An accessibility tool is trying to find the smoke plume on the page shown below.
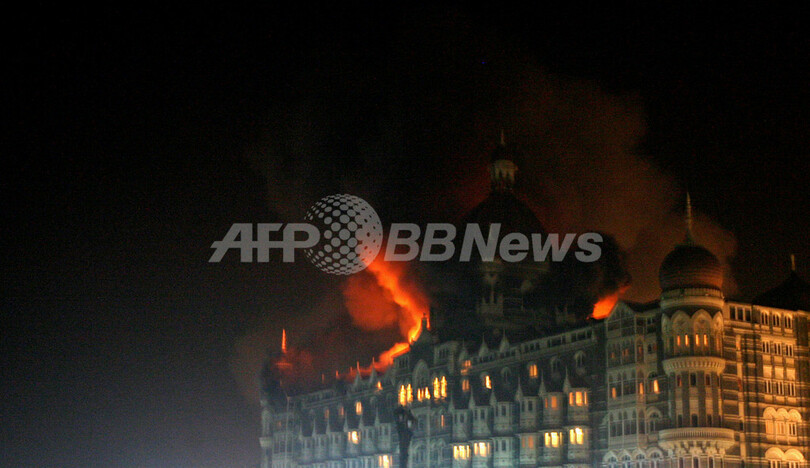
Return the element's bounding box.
[228,8,737,402]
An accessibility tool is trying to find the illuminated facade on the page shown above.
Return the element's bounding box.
[260,142,810,468]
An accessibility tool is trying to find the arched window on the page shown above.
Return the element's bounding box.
[575,351,586,368]
[501,368,512,386]
[482,373,492,389]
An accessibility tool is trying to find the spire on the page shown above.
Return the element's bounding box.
[791,253,797,272]
[684,192,695,244]
[281,328,287,354]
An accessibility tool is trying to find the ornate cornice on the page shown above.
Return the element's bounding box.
[662,356,727,374]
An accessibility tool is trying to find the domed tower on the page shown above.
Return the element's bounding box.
[461,132,550,330]
[657,195,735,460]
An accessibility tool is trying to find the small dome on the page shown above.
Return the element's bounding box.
[659,243,723,291]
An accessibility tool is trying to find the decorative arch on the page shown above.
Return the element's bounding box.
[671,311,691,332]
[693,310,713,331]
[647,448,664,459]
[603,451,618,463]
[785,449,805,461]
[765,448,786,460]
[413,361,429,387]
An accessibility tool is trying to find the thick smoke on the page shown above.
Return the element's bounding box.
[229,9,737,402]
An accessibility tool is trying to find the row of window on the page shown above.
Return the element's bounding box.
[763,341,796,356]
[608,341,656,364]
[452,428,587,459]
[608,412,660,437]
[729,306,794,329]
[765,420,799,437]
[398,377,448,406]
[610,375,661,398]
[765,380,798,396]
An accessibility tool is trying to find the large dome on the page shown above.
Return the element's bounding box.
[463,191,546,237]
[659,243,723,291]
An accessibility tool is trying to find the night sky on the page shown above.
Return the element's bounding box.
[4,4,810,467]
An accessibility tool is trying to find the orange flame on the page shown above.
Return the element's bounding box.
[367,258,430,368]
[365,259,429,342]
[590,285,630,320]
[343,257,430,374]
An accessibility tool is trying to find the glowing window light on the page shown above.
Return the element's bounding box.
[569,427,584,445]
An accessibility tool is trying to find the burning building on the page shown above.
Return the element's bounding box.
[259,139,810,468]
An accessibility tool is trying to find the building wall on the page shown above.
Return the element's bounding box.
[261,301,809,468]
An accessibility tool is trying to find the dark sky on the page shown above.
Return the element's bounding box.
[4,4,810,467]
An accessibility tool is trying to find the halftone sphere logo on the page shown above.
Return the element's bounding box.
[304,194,383,275]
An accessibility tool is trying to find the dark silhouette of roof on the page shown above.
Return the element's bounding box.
[753,271,810,311]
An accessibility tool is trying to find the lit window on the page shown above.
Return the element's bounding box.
[440,376,447,398]
[652,379,660,393]
[462,378,470,392]
[483,374,492,389]
[569,391,585,406]
[528,363,538,378]
[569,427,584,445]
[355,401,362,415]
[473,442,489,457]
[544,431,560,447]
[417,387,430,402]
[348,431,360,444]
[453,445,470,460]
[378,455,390,468]
[550,395,558,408]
